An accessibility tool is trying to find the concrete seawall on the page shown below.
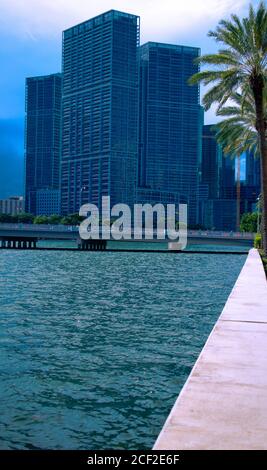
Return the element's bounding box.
[154,248,267,450]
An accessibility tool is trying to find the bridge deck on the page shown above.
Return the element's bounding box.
[0,223,254,245]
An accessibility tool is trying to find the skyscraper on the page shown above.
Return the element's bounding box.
[220,154,236,199]
[25,73,62,215]
[240,151,261,213]
[61,10,140,215]
[202,125,222,199]
[200,124,237,230]
[245,151,261,188]
[137,42,202,225]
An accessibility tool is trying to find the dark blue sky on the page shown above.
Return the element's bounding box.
[0,31,62,198]
[0,0,251,198]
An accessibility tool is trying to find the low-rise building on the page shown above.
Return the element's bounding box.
[0,196,24,215]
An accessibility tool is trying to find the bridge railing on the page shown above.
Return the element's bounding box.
[0,223,255,239]
[0,223,79,232]
[187,230,255,239]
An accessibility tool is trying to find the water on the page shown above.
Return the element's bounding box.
[0,249,246,449]
[37,238,250,252]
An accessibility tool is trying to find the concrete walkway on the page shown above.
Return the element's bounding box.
[154,249,267,450]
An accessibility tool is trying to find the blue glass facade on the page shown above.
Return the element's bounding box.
[203,199,237,231]
[137,42,202,225]
[61,10,140,215]
[240,151,261,213]
[25,74,62,215]
[245,151,260,188]
[217,150,260,218]
[220,155,236,199]
[36,189,61,216]
[202,125,222,199]
[200,124,237,230]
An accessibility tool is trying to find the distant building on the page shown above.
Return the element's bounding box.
[60,10,140,215]
[202,125,236,199]
[36,189,60,216]
[202,125,222,199]
[200,124,237,230]
[0,196,24,215]
[25,73,62,215]
[245,151,260,188]
[137,42,202,226]
[240,151,261,214]
[220,154,236,199]
[201,123,238,202]
[198,182,209,227]
[203,199,237,231]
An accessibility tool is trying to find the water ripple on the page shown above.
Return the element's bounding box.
[0,250,245,449]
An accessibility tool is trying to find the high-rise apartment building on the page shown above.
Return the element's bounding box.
[202,125,222,199]
[245,151,260,188]
[200,124,238,230]
[61,10,140,215]
[203,198,237,231]
[137,42,202,225]
[220,154,236,199]
[240,151,261,213]
[25,73,62,215]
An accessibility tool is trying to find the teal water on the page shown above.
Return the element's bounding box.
[0,249,246,449]
[37,239,250,252]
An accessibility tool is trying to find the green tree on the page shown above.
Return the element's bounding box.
[15,213,34,224]
[240,212,259,233]
[0,213,34,223]
[33,215,49,224]
[0,213,13,223]
[214,91,261,156]
[47,214,62,225]
[60,216,71,226]
[189,2,267,254]
[61,213,84,225]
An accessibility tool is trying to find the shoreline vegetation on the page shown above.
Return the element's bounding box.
[259,249,267,276]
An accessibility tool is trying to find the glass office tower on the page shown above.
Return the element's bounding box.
[25,74,62,215]
[245,151,260,189]
[138,42,202,226]
[202,125,222,199]
[200,124,238,230]
[61,10,140,215]
[220,155,236,199]
[240,151,261,213]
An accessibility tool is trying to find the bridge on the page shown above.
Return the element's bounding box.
[0,223,254,251]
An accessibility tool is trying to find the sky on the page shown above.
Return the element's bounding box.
[0,0,258,198]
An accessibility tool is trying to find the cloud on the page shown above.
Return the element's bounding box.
[0,0,250,42]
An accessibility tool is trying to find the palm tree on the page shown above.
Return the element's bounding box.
[215,92,260,156]
[214,91,262,232]
[189,1,267,253]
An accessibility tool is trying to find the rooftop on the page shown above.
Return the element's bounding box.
[63,10,140,36]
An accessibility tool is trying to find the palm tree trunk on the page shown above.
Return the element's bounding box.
[236,155,241,231]
[251,76,267,255]
[259,148,267,253]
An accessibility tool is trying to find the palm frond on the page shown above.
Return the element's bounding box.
[189,0,267,119]
[214,90,261,156]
